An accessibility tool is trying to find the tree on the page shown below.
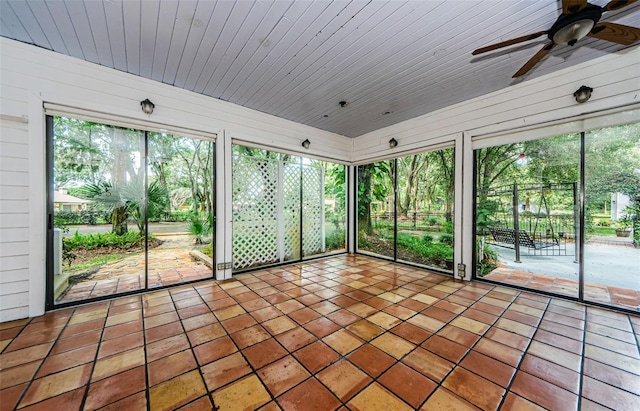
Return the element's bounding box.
[357,162,391,235]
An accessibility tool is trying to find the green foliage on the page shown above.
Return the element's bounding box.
[441,221,454,234]
[54,210,101,225]
[201,243,213,257]
[396,233,453,264]
[476,199,499,234]
[422,234,433,243]
[188,213,214,244]
[476,239,498,277]
[325,230,346,251]
[439,233,454,246]
[428,217,438,226]
[63,231,146,251]
[68,254,128,271]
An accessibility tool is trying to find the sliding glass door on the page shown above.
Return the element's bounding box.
[474,121,639,311]
[47,115,215,307]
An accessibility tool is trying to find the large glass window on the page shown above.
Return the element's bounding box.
[474,122,639,311]
[357,147,456,273]
[231,145,346,271]
[48,116,215,306]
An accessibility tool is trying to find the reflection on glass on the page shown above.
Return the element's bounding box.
[357,161,394,258]
[474,134,580,299]
[584,123,640,310]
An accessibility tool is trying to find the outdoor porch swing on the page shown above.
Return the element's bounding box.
[485,181,577,262]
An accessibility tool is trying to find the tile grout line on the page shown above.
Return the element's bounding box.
[415,284,534,410]
[12,306,79,410]
[166,284,219,410]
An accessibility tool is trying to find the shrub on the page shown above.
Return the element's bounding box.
[422,234,433,243]
[439,233,454,246]
[63,231,146,251]
[441,221,454,234]
[325,230,346,251]
[428,217,438,226]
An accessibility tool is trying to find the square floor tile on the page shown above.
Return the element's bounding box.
[292,340,339,374]
[258,356,310,397]
[83,366,146,410]
[402,347,454,383]
[443,367,505,411]
[304,317,340,338]
[346,319,384,341]
[460,350,515,388]
[243,338,289,370]
[323,329,364,356]
[275,327,316,352]
[201,352,251,391]
[212,375,272,411]
[379,362,436,408]
[510,371,578,410]
[147,350,197,387]
[276,377,341,411]
[347,382,412,411]
[371,332,415,360]
[347,344,396,378]
[193,335,237,366]
[317,359,371,401]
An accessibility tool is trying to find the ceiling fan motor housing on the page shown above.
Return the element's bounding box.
[549,4,603,45]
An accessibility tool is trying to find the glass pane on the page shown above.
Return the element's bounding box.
[396,149,455,272]
[357,161,394,258]
[147,133,215,288]
[302,160,347,257]
[52,117,145,304]
[323,162,347,253]
[584,123,640,310]
[475,135,581,299]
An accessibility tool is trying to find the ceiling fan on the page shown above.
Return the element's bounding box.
[472,0,640,77]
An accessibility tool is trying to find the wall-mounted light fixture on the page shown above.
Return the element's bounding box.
[140,99,155,115]
[573,85,593,104]
[302,139,311,149]
[389,138,398,148]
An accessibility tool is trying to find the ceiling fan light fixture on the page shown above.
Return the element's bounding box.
[574,85,593,103]
[552,19,596,45]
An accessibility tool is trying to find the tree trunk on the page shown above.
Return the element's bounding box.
[357,165,373,235]
[112,206,128,235]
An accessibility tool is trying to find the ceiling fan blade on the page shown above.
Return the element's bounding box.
[472,31,548,55]
[513,42,556,78]
[588,22,640,45]
[603,0,637,11]
[562,0,588,14]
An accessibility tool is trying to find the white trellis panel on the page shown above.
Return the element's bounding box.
[303,165,324,256]
[281,161,301,262]
[232,156,279,270]
[232,153,324,270]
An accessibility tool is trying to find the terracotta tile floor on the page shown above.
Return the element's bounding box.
[2,255,640,410]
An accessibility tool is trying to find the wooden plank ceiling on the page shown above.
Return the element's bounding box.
[1,0,639,137]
